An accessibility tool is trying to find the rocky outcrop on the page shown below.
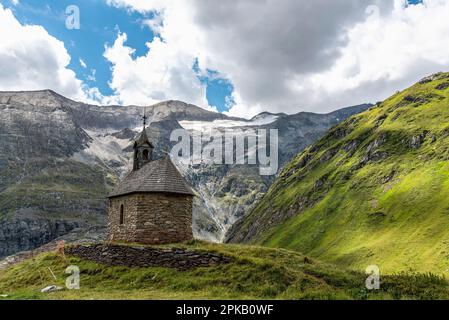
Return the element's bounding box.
[408,131,429,149]
[66,244,232,270]
[358,133,389,167]
[0,219,79,258]
[435,82,449,91]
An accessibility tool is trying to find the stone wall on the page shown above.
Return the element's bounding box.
[108,194,139,243]
[67,244,231,270]
[108,192,193,244]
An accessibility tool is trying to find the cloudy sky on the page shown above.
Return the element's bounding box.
[1,0,448,118]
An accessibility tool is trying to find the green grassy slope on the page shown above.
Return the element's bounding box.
[227,72,449,275]
[0,159,114,223]
[0,242,447,300]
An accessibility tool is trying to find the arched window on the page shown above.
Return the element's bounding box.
[119,204,124,225]
[142,149,149,160]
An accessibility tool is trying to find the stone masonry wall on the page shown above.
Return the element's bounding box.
[135,193,193,244]
[67,244,231,271]
[108,194,138,243]
[108,192,193,244]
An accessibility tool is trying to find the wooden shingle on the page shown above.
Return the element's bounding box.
[108,156,195,198]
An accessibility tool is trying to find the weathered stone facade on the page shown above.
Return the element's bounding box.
[108,192,193,244]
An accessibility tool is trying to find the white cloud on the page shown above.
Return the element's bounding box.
[104,29,208,108]
[106,0,449,118]
[86,68,96,82]
[0,4,87,100]
[0,4,115,106]
[79,58,87,68]
[106,0,167,13]
[142,14,164,36]
[301,0,449,112]
[5,1,447,118]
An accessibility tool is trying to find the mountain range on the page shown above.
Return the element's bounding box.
[0,89,370,258]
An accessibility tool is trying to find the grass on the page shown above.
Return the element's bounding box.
[0,158,112,221]
[229,72,449,275]
[0,242,447,300]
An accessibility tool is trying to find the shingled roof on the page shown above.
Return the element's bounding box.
[108,156,195,198]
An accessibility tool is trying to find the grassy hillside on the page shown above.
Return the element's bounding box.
[0,242,447,300]
[0,158,113,223]
[227,72,449,275]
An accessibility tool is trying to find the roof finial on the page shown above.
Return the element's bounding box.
[142,107,148,131]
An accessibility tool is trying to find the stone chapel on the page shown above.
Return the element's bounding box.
[107,117,194,244]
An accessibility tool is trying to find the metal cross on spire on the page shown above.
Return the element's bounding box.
[142,108,148,130]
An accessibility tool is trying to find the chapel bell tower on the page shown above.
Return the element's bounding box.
[133,111,154,171]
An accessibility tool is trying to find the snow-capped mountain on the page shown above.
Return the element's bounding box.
[0,89,371,257]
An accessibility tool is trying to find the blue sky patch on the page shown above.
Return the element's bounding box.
[1,0,234,111]
[5,0,155,97]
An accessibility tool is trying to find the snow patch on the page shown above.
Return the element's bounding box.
[72,129,132,169]
[179,114,278,131]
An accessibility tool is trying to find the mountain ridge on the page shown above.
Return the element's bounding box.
[0,88,370,122]
[226,72,449,275]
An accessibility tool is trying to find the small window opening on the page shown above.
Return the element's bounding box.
[120,204,124,225]
[143,149,149,160]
